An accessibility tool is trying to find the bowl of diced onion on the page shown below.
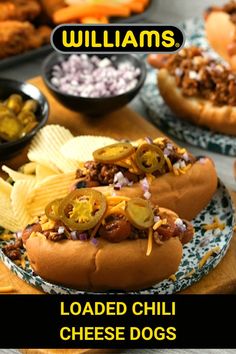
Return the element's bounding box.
[42,52,146,116]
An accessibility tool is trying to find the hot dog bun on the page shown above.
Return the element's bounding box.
[205,11,236,71]
[25,208,183,291]
[158,68,236,136]
[96,157,217,221]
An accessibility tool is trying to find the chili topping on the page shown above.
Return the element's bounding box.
[164,47,236,106]
[18,191,194,257]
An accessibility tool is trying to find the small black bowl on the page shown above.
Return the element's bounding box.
[42,52,146,116]
[0,78,49,158]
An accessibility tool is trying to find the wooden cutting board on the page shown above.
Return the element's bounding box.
[21,350,119,354]
[1,76,236,297]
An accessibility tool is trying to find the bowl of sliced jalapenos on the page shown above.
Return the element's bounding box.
[0,78,49,157]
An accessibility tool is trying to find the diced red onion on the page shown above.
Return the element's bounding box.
[144,191,151,200]
[164,148,171,156]
[78,233,88,241]
[113,172,129,188]
[50,54,141,98]
[16,231,22,239]
[175,68,183,77]
[90,237,99,246]
[173,162,180,169]
[182,152,189,161]
[167,143,173,150]
[154,215,160,223]
[175,218,187,232]
[58,226,65,235]
[140,177,149,192]
[198,157,207,165]
[71,231,77,240]
[189,70,199,80]
[145,137,153,144]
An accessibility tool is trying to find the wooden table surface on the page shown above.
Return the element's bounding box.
[1,76,236,297]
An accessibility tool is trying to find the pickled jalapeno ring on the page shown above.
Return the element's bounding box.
[126,198,154,230]
[45,199,62,221]
[22,99,38,113]
[135,143,165,173]
[0,116,22,141]
[93,143,135,163]
[7,94,23,114]
[58,188,107,231]
[0,93,39,143]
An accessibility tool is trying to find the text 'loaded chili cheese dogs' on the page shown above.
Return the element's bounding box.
[72,137,217,221]
[205,1,236,71]
[155,47,236,135]
[22,189,194,291]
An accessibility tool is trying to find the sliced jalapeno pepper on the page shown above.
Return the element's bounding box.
[126,198,154,230]
[93,142,135,163]
[0,115,22,141]
[135,143,165,173]
[58,188,107,231]
[45,199,62,221]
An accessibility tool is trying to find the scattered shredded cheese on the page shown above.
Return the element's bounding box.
[153,220,163,231]
[146,228,153,256]
[146,174,155,184]
[169,274,177,282]
[164,156,173,172]
[173,168,180,176]
[198,246,221,269]
[20,253,27,269]
[107,196,130,205]
[203,217,226,231]
[185,269,195,278]
[177,148,187,154]
[0,233,15,241]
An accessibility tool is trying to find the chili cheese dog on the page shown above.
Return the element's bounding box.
[72,137,217,220]
[23,189,194,291]
[157,47,236,135]
[205,1,236,71]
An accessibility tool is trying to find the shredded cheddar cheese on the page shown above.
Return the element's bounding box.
[203,217,225,231]
[0,285,15,293]
[146,174,155,184]
[164,156,173,172]
[0,233,15,241]
[116,161,131,169]
[185,269,195,278]
[173,168,180,176]
[107,196,130,205]
[169,274,177,282]
[153,220,163,231]
[41,219,56,231]
[20,253,27,269]
[146,227,153,256]
[198,246,221,269]
[177,148,186,154]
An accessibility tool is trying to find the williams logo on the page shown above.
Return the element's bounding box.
[51,24,185,53]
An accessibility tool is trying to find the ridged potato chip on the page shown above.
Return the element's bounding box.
[27,125,79,173]
[2,165,36,182]
[60,135,118,161]
[11,179,37,229]
[0,178,21,232]
[28,172,75,217]
[19,162,37,175]
[35,164,60,181]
